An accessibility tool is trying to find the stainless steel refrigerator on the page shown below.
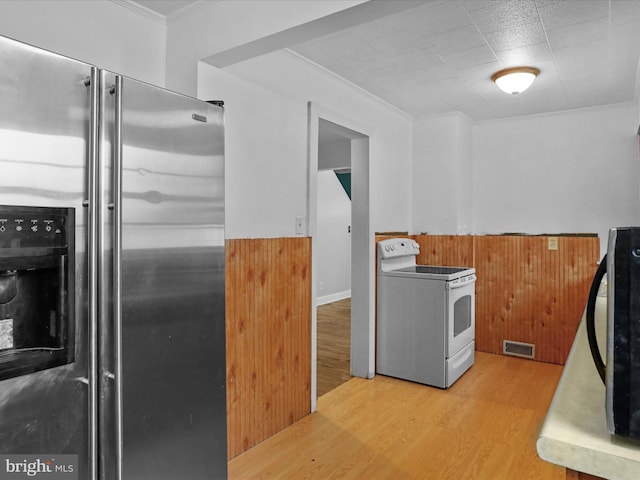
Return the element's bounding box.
[0,35,227,479]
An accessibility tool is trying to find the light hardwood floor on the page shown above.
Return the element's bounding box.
[229,351,568,479]
[316,298,352,397]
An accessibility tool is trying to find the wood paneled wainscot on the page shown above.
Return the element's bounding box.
[376,234,599,365]
[474,235,599,365]
[226,238,312,459]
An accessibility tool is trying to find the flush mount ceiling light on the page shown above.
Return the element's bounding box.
[491,66,540,95]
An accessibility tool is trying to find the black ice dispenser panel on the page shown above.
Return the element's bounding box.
[0,205,74,380]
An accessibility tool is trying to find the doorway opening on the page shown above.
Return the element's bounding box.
[308,103,373,411]
[316,122,352,396]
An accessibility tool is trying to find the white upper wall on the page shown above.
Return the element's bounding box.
[0,1,166,86]
[413,102,640,255]
[198,50,413,238]
[473,103,640,255]
[197,62,308,239]
[412,112,473,235]
[317,170,351,301]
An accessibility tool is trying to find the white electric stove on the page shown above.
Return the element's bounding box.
[376,238,476,388]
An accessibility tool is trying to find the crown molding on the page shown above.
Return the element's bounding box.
[111,0,165,24]
[111,1,215,25]
[166,1,214,24]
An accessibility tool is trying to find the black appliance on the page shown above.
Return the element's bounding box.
[0,205,74,381]
[586,227,640,441]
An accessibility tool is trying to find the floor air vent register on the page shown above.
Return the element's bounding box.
[503,340,535,359]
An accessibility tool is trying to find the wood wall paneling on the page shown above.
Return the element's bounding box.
[413,234,474,267]
[474,235,599,364]
[226,238,311,459]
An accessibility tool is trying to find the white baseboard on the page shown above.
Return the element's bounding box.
[317,290,351,306]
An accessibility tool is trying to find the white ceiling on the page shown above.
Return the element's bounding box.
[127,0,640,121]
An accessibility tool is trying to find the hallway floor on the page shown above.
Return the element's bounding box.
[317,298,351,397]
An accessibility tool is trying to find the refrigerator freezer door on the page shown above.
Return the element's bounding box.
[100,73,227,479]
[0,35,93,477]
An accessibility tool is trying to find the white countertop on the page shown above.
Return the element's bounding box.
[537,296,640,479]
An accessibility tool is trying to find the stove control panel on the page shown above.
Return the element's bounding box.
[448,273,477,289]
[378,238,420,259]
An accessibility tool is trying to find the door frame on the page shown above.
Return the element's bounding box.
[307,102,374,411]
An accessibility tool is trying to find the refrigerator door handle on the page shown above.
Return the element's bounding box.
[87,66,100,480]
[111,74,124,480]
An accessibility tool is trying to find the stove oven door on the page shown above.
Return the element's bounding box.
[445,275,475,357]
